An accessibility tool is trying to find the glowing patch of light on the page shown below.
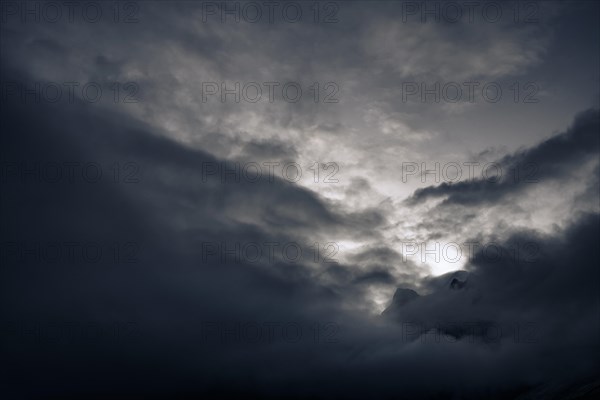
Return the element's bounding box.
[337,240,364,251]
[428,258,466,276]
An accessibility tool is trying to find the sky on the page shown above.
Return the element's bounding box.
[1,1,599,398]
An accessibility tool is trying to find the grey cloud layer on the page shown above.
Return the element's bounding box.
[1,1,599,398]
[406,108,600,206]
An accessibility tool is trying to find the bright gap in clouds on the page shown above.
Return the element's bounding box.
[337,240,363,251]
[422,240,468,276]
[427,253,467,276]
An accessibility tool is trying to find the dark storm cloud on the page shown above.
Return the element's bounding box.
[2,1,599,399]
[383,211,600,396]
[0,64,439,399]
[0,65,356,397]
[5,62,598,399]
[406,108,600,207]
